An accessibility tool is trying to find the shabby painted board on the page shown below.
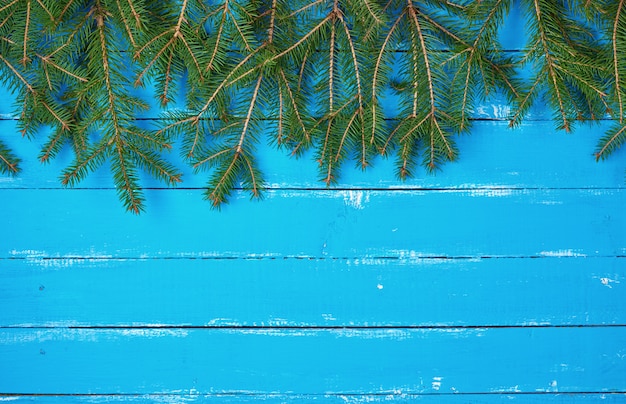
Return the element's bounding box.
[1,2,626,403]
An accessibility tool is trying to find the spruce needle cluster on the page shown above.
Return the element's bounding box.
[0,0,624,212]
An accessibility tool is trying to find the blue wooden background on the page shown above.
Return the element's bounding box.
[1,3,626,402]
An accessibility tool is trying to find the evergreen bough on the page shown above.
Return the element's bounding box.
[0,0,624,212]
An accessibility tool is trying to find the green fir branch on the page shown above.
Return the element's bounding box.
[0,139,21,175]
[375,1,462,178]
[511,0,607,131]
[0,0,625,212]
[57,1,181,214]
[277,0,382,185]
[595,0,626,162]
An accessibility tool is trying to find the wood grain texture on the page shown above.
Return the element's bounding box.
[1,394,626,403]
[1,327,625,395]
[1,4,625,400]
[0,258,623,327]
[2,188,624,258]
[0,120,624,190]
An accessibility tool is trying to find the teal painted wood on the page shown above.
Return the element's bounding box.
[1,394,626,403]
[2,188,624,258]
[0,258,623,327]
[0,120,624,190]
[1,3,625,401]
[1,327,625,394]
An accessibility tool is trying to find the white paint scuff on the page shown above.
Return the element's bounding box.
[539,250,586,258]
[491,385,522,393]
[0,176,18,184]
[333,328,411,340]
[342,190,369,210]
[9,249,47,257]
[205,318,239,326]
[176,251,281,259]
[599,277,620,289]
[9,248,120,269]
[474,104,511,119]
[550,380,558,391]
[467,188,514,198]
[0,327,188,345]
[347,258,392,266]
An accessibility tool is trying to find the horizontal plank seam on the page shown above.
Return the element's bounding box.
[3,255,625,261]
[1,187,624,191]
[3,325,626,330]
[1,392,625,397]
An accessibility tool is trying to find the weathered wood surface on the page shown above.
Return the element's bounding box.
[0,120,623,190]
[2,146,624,400]
[2,327,625,394]
[1,258,624,327]
[1,394,626,403]
[1,4,625,400]
[1,188,624,258]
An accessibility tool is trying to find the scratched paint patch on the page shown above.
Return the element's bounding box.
[466,188,515,197]
[0,328,188,344]
[0,176,18,184]
[174,251,282,259]
[9,248,117,269]
[341,190,370,210]
[374,249,481,263]
[224,328,318,337]
[491,385,522,393]
[474,104,511,119]
[26,257,116,268]
[80,393,204,403]
[337,394,406,402]
[0,329,93,344]
[540,250,586,257]
[383,249,436,260]
[7,321,84,329]
[332,328,412,340]
[205,318,241,326]
[594,275,621,289]
[346,258,395,266]
[600,278,620,288]
[431,376,443,391]
[9,249,48,258]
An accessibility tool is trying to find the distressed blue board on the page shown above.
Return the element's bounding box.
[0,257,624,327]
[2,394,626,403]
[1,120,624,190]
[1,327,625,394]
[2,188,624,258]
[2,395,626,404]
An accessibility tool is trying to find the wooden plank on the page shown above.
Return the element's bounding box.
[2,189,624,258]
[1,257,623,327]
[1,120,624,190]
[0,327,624,394]
[1,393,625,403]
